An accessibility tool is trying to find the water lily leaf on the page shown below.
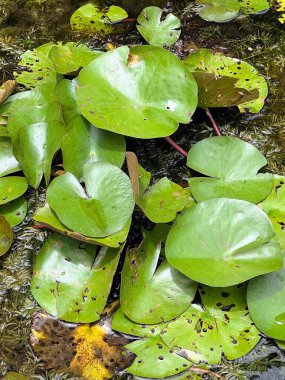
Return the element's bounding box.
[187,136,273,204]
[195,0,240,23]
[47,162,134,238]
[58,79,126,181]
[162,284,260,365]
[70,3,128,36]
[0,80,16,104]
[31,233,120,323]
[0,196,27,227]
[120,229,197,324]
[126,336,192,378]
[31,312,134,380]
[0,176,28,205]
[0,138,21,177]
[259,175,285,249]
[240,0,270,14]
[0,215,13,256]
[137,6,181,47]
[166,198,282,287]
[33,203,131,248]
[247,257,285,340]
[0,115,9,137]
[112,306,169,338]
[184,49,268,113]
[75,45,198,138]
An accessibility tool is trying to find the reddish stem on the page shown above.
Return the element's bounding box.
[204,108,222,136]
[191,367,224,379]
[164,136,188,157]
[120,18,137,23]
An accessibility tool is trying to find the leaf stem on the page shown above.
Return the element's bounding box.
[204,108,222,136]
[164,136,188,157]
[191,367,225,379]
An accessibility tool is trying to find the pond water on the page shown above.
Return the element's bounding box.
[1,1,285,379]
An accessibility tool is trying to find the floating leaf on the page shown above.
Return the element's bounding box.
[240,0,270,14]
[195,0,240,23]
[247,257,285,340]
[162,284,260,364]
[187,136,273,204]
[0,196,27,227]
[31,234,120,323]
[166,198,282,287]
[75,45,198,138]
[184,49,268,113]
[33,203,131,248]
[0,215,13,256]
[126,336,192,378]
[70,3,128,36]
[47,162,134,238]
[120,229,197,324]
[0,176,28,205]
[137,6,181,47]
[0,138,21,177]
[0,80,16,104]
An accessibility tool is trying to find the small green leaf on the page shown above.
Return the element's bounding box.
[137,6,181,47]
[195,0,240,23]
[31,233,120,323]
[187,136,273,204]
[240,0,270,14]
[166,198,282,287]
[0,176,28,205]
[0,215,13,256]
[0,138,21,177]
[0,196,27,227]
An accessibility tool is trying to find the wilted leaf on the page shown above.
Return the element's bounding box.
[0,80,16,104]
[0,215,13,256]
[0,138,21,177]
[195,0,240,23]
[0,196,27,227]
[166,198,282,287]
[0,176,28,205]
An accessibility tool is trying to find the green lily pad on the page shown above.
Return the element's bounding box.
[259,175,285,249]
[247,257,285,340]
[31,233,120,323]
[70,3,128,36]
[184,49,268,113]
[240,0,270,14]
[0,215,13,256]
[58,79,126,181]
[33,203,131,248]
[0,196,27,227]
[162,284,260,365]
[137,6,181,47]
[126,336,192,378]
[187,136,273,204]
[165,198,282,287]
[47,162,134,238]
[195,0,240,23]
[0,138,21,177]
[120,229,197,324]
[0,176,28,205]
[75,45,198,138]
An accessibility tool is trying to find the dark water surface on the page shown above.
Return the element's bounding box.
[1,1,285,379]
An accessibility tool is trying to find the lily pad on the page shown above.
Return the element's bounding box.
[165,198,282,287]
[120,229,197,324]
[31,233,120,323]
[240,0,270,14]
[0,215,13,256]
[187,136,273,204]
[247,256,285,340]
[0,196,27,227]
[47,162,134,238]
[126,336,192,378]
[33,203,131,248]
[75,45,198,138]
[0,138,21,177]
[162,284,260,364]
[0,176,28,205]
[137,6,181,47]
[184,49,268,113]
[195,0,240,23]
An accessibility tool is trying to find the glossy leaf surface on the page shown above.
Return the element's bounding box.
[0,138,21,177]
[0,215,13,256]
[0,197,27,227]
[0,176,28,205]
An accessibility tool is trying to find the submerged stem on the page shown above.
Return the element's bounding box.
[191,367,224,379]
[164,136,188,157]
[205,108,222,136]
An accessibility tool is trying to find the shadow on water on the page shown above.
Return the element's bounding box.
[0,0,285,378]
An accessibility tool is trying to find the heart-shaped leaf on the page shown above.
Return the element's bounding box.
[47,162,134,238]
[31,233,120,323]
[162,284,260,364]
[33,203,131,247]
[120,228,197,324]
[184,49,268,113]
[247,256,285,340]
[166,198,282,287]
[187,136,273,204]
[0,176,28,205]
[137,6,181,47]
[0,215,13,256]
[0,138,21,177]
[0,196,27,227]
[195,0,240,23]
[75,45,198,138]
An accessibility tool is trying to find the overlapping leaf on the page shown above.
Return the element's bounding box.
[0,215,13,256]
[0,197,27,227]
[0,176,28,205]
[0,138,21,177]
